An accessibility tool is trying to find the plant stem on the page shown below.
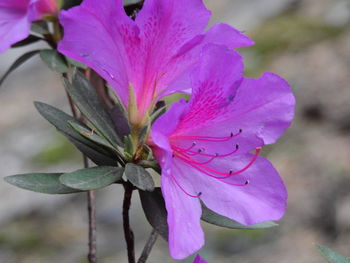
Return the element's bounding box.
[87,190,97,263]
[123,182,135,263]
[85,156,97,263]
[137,229,158,263]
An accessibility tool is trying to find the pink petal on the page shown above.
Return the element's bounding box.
[31,0,58,18]
[170,46,295,152]
[161,154,204,259]
[173,154,287,225]
[58,0,254,117]
[159,23,253,98]
[194,254,207,263]
[58,0,135,105]
[0,0,31,53]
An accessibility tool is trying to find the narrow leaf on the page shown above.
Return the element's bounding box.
[40,49,68,73]
[111,103,130,137]
[62,0,83,10]
[60,166,124,190]
[68,121,117,152]
[316,244,350,263]
[34,102,119,166]
[11,35,42,48]
[67,135,120,166]
[64,71,123,147]
[139,188,168,240]
[124,163,154,191]
[4,173,81,194]
[66,57,87,69]
[31,21,49,34]
[201,204,278,229]
[0,50,40,86]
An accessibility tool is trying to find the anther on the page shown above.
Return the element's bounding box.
[235,144,239,150]
[198,192,202,197]
[239,128,243,133]
[198,148,205,153]
[245,180,250,185]
[229,169,233,175]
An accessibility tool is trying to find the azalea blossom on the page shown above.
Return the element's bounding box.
[150,44,295,259]
[58,0,254,126]
[0,0,58,53]
[194,254,207,263]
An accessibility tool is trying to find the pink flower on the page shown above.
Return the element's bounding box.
[194,254,207,263]
[150,44,295,259]
[58,0,253,125]
[0,0,58,53]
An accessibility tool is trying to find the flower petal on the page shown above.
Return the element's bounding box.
[203,23,254,49]
[170,46,295,151]
[161,154,204,259]
[159,23,253,97]
[226,73,296,145]
[194,254,207,263]
[173,154,287,225]
[151,99,188,151]
[58,0,135,105]
[0,0,31,53]
[132,0,210,113]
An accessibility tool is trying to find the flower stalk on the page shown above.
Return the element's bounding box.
[123,182,136,263]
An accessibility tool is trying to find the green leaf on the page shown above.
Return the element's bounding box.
[40,49,68,73]
[111,103,130,138]
[31,21,49,34]
[34,102,119,166]
[67,135,121,167]
[201,204,278,229]
[139,188,168,240]
[4,173,81,194]
[66,57,87,69]
[64,71,123,147]
[124,163,154,191]
[316,244,350,263]
[62,0,83,10]
[0,50,40,86]
[60,166,124,191]
[68,121,117,152]
[11,35,42,48]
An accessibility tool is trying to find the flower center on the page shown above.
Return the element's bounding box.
[169,129,262,197]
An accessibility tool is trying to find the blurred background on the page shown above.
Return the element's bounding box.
[0,0,350,262]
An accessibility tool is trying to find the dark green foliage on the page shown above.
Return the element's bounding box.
[0,50,40,86]
[201,203,278,229]
[60,166,124,190]
[124,163,155,191]
[40,50,69,73]
[4,173,81,194]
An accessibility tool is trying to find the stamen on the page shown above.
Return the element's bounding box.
[170,174,201,198]
[174,144,239,158]
[174,147,261,179]
[224,180,250,187]
[174,130,242,142]
[175,142,196,152]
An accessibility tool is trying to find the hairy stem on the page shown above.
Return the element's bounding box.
[123,182,135,263]
[137,229,158,263]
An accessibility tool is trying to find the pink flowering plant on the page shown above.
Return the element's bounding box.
[2,0,296,262]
